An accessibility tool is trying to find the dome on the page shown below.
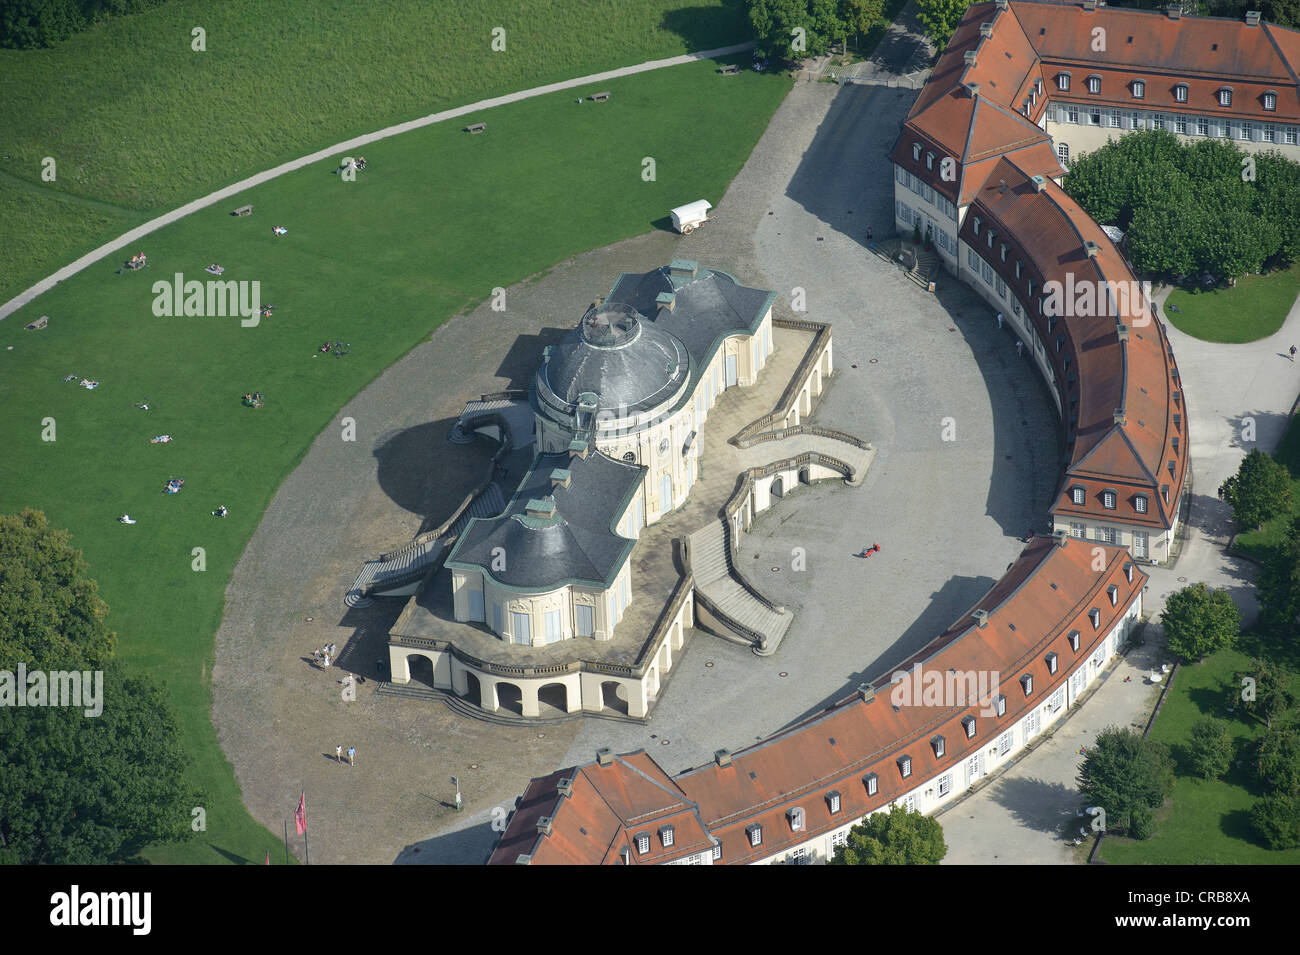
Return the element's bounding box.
[538,303,690,418]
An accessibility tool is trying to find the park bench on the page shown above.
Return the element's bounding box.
[232,204,253,217]
[719,64,740,75]
[25,316,49,330]
[590,91,611,102]
[465,122,487,134]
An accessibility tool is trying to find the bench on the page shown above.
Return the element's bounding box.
[465,122,487,134]
[232,205,253,217]
[589,91,611,102]
[719,64,740,75]
[25,315,49,330]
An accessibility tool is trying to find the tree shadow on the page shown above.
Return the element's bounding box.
[988,775,1084,834]
[658,5,753,53]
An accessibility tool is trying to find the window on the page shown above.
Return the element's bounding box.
[1090,109,1102,126]
[1110,109,1122,128]
[786,846,811,866]
[1135,495,1148,514]
[923,183,934,203]
[747,824,763,847]
[1058,73,1070,91]
[1024,708,1041,741]
[1020,673,1034,696]
[1067,104,1080,124]
[1057,143,1070,164]
[1071,520,1086,538]
[1132,80,1145,98]
[973,216,981,236]
[995,694,1007,717]
[966,753,984,786]
[864,773,879,797]
[987,229,995,249]
[788,807,805,832]
[544,609,562,644]
[1265,123,1277,143]
[912,142,922,161]
[635,832,651,855]
[996,275,1007,299]
[827,791,842,814]
[1131,112,1142,130]
[660,825,675,847]
[1152,114,1165,131]
[1096,526,1119,545]
[998,731,1012,756]
[1049,687,1065,713]
[1197,117,1209,136]
[1241,122,1253,141]
[898,755,912,779]
[511,611,531,645]
[711,844,722,861]
[938,773,952,797]
[1015,260,1022,279]
[492,602,503,635]
[1287,127,1299,145]
[1046,652,1058,675]
[1218,88,1232,107]
[1108,584,1119,607]
[900,794,917,813]
[831,829,849,852]
[926,152,935,170]
[968,246,980,270]
[1175,115,1187,135]
[982,261,994,286]
[1000,243,1007,263]
[1068,630,1081,651]
[962,715,976,739]
[1102,490,1116,509]
[1175,83,1188,103]
[1087,75,1101,94]
[1089,607,1102,629]
[1265,91,1278,111]
[1071,486,1086,505]
[1133,531,1149,559]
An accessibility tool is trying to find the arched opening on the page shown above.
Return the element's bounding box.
[601,680,628,715]
[462,671,483,708]
[799,466,810,485]
[538,682,568,715]
[771,475,785,499]
[406,654,435,689]
[497,682,524,716]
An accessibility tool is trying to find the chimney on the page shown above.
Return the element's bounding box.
[596,747,613,766]
[1246,10,1261,26]
[619,846,631,864]
[669,258,698,278]
[859,683,876,703]
[655,291,676,311]
[1053,528,1068,547]
[1167,3,1181,18]
[556,777,573,797]
[550,468,572,490]
[972,608,990,629]
[525,498,556,519]
[996,0,1008,8]
[515,854,533,864]
[964,50,978,67]
[981,22,994,38]
[1117,323,1129,342]
[1084,240,1099,258]
[1031,174,1047,192]
[537,816,553,836]
[543,344,552,364]
[999,178,1008,194]
[1114,408,1127,426]
[568,437,589,460]
[966,82,980,98]
[714,749,732,767]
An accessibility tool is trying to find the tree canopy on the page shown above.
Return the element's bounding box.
[1160,583,1240,664]
[1078,726,1174,838]
[1219,448,1293,532]
[915,0,972,50]
[829,803,947,864]
[748,0,885,60]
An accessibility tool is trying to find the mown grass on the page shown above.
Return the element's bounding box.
[1097,635,1300,863]
[0,58,792,863]
[0,0,752,303]
[1163,262,1300,344]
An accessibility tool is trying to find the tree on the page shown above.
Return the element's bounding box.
[1219,449,1293,531]
[916,0,973,51]
[1239,658,1299,729]
[1255,721,1300,795]
[748,0,844,60]
[0,509,115,672]
[1078,726,1175,837]
[829,803,947,864]
[1160,583,1240,664]
[1259,516,1300,634]
[839,0,885,46]
[1251,792,1300,849]
[1186,716,1234,780]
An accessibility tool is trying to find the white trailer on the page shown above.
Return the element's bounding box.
[670,199,712,234]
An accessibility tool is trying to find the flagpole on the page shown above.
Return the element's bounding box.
[305,827,310,865]
[284,819,289,865]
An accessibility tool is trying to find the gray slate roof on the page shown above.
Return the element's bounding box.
[446,450,644,591]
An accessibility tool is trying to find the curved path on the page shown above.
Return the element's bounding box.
[0,42,753,322]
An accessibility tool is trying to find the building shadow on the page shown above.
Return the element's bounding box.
[394,817,503,865]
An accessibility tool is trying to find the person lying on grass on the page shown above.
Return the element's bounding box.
[150,435,172,443]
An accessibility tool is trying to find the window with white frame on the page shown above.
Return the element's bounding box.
[963,715,976,739]
[995,693,1007,716]
[827,790,842,814]
[1067,104,1080,124]
[1265,91,1278,111]
[712,844,722,861]
[982,261,994,285]
[937,773,952,797]
[924,183,934,203]
[966,753,984,785]
[996,275,1007,299]
[1218,88,1232,107]
[1102,490,1116,509]
[660,825,675,847]
[1110,109,1122,128]
[1049,687,1065,713]
[898,755,912,779]
[1133,530,1149,559]
[1058,73,1070,91]
[1152,114,1165,130]
[1072,486,1086,505]
[1046,652,1058,675]
[1132,79,1145,98]
[901,794,917,813]
[1021,673,1034,696]
[1087,75,1101,94]
[1090,108,1102,126]
[1071,522,1086,539]
[1288,127,1299,145]
[932,735,946,758]
[1135,495,1148,514]
[1175,115,1187,134]
[926,152,935,170]
[831,829,849,851]
[913,142,922,161]
[968,246,979,270]
[1197,116,1209,136]
[865,772,879,797]
[1265,123,1276,143]
[635,832,651,854]
[1175,83,1188,103]
[1024,708,1041,741]
[1242,122,1254,141]
[788,806,805,832]
[895,165,906,185]
[1058,143,1070,164]
[998,731,1013,756]
[1131,112,1142,129]
[747,824,762,847]
[1012,299,1022,317]
[786,846,811,866]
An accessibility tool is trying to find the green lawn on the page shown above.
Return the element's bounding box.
[0,0,752,304]
[1163,262,1300,343]
[0,60,792,863]
[1097,638,1300,863]
[1233,410,1300,563]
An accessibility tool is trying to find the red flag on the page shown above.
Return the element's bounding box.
[294,792,307,835]
[265,850,270,866]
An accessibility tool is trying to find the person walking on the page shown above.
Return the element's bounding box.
[336,744,343,763]
[1016,340,1024,357]
[1290,344,1296,361]
[347,746,355,767]
[996,312,1003,330]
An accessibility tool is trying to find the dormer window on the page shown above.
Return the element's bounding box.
[926,151,935,170]
[987,230,995,249]
[1021,673,1034,696]
[1174,83,1188,103]
[1046,652,1059,675]
[747,823,763,847]
[1087,75,1101,94]
[1265,91,1278,111]
[1028,279,1035,297]
[913,142,922,161]
[1108,584,1119,607]
[1132,79,1145,99]
[994,694,1007,716]
[827,791,842,814]
[1103,490,1117,509]
[1218,88,1232,107]
[1089,607,1101,629]
[1124,561,1134,583]
[1000,243,1007,262]
[1015,261,1022,279]
[962,715,977,739]
[973,217,982,236]
[635,832,651,855]
[1068,630,1081,651]
[931,735,946,758]
[788,807,805,832]
[660,825,675,847]
[898,755,912,779]
[864,772,879,797]
[1071,486,1086,505]
[1135,495,1148,514]
[1057,73,1071,92]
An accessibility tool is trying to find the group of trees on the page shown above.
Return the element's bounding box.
[830,803,947,864]
[1065,130,1300,282]
[1078,727,1175,840]
[746,0,885,61]
[1106,0,1300,29]
[0,0,167,49]
[0,509,197,863]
